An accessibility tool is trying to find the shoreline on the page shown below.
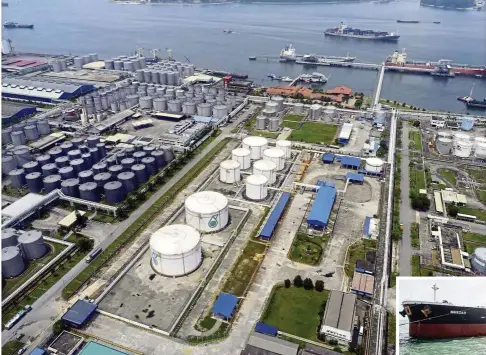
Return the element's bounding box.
[110,0,371,6]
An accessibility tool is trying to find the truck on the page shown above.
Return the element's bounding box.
[85,247,102,263]
[4,305,32,330]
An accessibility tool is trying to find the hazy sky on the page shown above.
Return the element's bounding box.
[398,277,486,307]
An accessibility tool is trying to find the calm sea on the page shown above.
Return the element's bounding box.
[399,319,486,354]
[2,0,486,113]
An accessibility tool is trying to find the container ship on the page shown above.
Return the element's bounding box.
[3,22,34,29]
[324,22,400,41]
[386,49,486,77]
[458,84,486,109]
[279,44,356,63]
[400,284,486,339]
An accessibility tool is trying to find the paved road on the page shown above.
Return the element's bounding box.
[399,122,413,277]
[1,105,259,349]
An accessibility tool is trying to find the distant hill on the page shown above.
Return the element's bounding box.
[420,0,475,9]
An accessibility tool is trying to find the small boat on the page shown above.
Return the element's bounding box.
[248,56,256,61]
[280,76,293,82]
[4,22,34,29]
[268,74,277,80]
[310,72,328,83]
[223,29,233,34]
[433,21,441,24]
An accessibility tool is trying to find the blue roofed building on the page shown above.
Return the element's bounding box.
[340,156,361,170]
[211,293,238,321]
[338,123,353,145]
[255,322,278,337]
[2,101,37,126]
[307,186,336,229]
[322,152,335,164]
[78,341,128,355]
[363,216,379,239]
[61,300,98,328]
[29,348,47,355]
[346,172,364,184]
[259,192,290,240]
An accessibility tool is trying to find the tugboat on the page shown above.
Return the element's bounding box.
[223,29,233,34]
[433,21,441,24]
[400,283,486,339]
[324,22,400,41]
[3,22,34,29]
[458,84,486,109]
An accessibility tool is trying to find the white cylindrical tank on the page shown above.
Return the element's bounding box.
[474,138,486,159]
[263,148,285,171]
[268,117,280,132]
[18,230,47,260]
[185,191,229,232]
[242,136,269,160]
[246,174,268,201]
[365,157,384,173]
[271,96,284,111]
[310,104,322,120]
[2,246,26,278]
[253,159,277,184]
[231,148,251,170]
[453,132,470,144]
[265,101,279,112]
[293,103,304,114]
[471,247,486,274]
[219,160,241,184]
[256,115,267,130]
[276,140,292,159]
[436,137,453,155]
[150,224,202,277]
[324,106,336,120]
[454,140,473,158]
[2,228,19,248]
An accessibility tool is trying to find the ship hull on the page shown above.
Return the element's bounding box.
[410,323,486,339]
[325,32,400,41]
[385,62,486,76]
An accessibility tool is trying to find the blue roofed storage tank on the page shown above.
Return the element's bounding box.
[2,246,25,278]
[307,186,336,229]
[79,182,101,202]
[43,174,62,192]
[104,181,125,204]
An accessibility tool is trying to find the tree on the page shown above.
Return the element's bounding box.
[329,339,338,346]
[315,280,324,292]
[293,275,303,288]
[333,347,343,353]
[303,278,314,290]
[76,237,94,253]
[413,120,421,127]
[354,99,363,109]
[52,319,65,335]
[284,279,291,288]
[447,204,459,217]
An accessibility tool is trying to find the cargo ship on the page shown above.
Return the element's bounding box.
[385,49,486,77]
[279,44,356,63]
[400,284,486,339]
[203,69,248,80]
[3,22,34,29]
[458,84,486,109]
[397,20,420,23]
[324,22,400,41]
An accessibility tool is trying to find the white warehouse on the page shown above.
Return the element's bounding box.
[338,123,353,145]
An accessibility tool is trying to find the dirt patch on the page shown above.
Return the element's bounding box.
[345,182,373,203]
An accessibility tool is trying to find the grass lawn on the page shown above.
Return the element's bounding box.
[458,207,486,222]
[408,130,423,151]
[283,114,305,122]
[289,233,329,265]
[2,242,66,297]
[478,190,486,205]
[409,167,426,192]
[438,168,457,186]
[411,255,421,276]
[91,213,118,224]
[468,168,486,184]
[251,129,280,139]
[222,240,267,297]
[243,116,257,131]
[2,340,25,355]
[261,286,329,341]
[411,223,420,249]
[280,121,301,130]
[289,123,338,145]
[346,239,377,277]
[462,232,486,255]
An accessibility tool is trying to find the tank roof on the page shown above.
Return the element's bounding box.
[253,159,277,171]
[220,160,240,169]
[18,230,43,243]
[2,246,21,260]
[243,136,269,147]
[232,147,251,156]
[264,148,285,158]
[473,247,486,262]
[61,178,80,187]
[104,181,122,190]
[247,174,268,185]
[79,182,98,190]
[276,140,291,147]
[366,157,384,166]
[185,191,228,214]
[150,224,200,255]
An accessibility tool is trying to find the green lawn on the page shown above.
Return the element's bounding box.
[2,242,66,297]
[262,286,329,341]
[458,207,486,222]
[468,168,486,184]
[408,130,423,151]
[289,123,338,145]
[2,340,24,355]
[280,121,301,130]
[411,255,421,276]
[411,223,420,249]
[283,114,305,122]
[438,168,457,186]
[409,167,426,192]
[346,239,377,277]
[462,232,486,254]
[478,190,486,205]
[222,240,267,296]
[251,129,280,139]
[289,233,329,265]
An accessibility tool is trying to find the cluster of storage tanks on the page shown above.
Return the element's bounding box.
[2,119,51,147]
[150,190,229,277]
[133,59,195,83]
[73,53,99,70]
[219,137,292,201]
[2,229,48,278]
[3,136,175,204]
[256,96,285,132]
[435,132,486,159]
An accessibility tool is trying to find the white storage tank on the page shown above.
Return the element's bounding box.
[271,96,284,111]
[263,148,285,171]
[185,191,229,232]
[139,96,153,110]
[276,140,292,159]
[2,246,26,278]
[454,140,473,158]
[150,224,202,277]
[212,105,228,119]
[268,117,280,132]
[262,108,276,118]
[474,137,486,159]
[3,156,18,175]
[246,174,268,201]
[471,247,486,274]
[436,137,453,155]
[256,115,267,130]
[168,99,182,113]
[231,148,251,170]
[197,103,212,117]
[9,169,26,188]
[365,157,384,173]
[104,181,126,204]
[265,101,279,112]
[219,160,241,184]
[253,159,277,184]
[293,103,304,114]
[310,104,322,120]
[242,136,269,160]
[18,230,47,260]
[324,106,336,120]
[43,174,62,192]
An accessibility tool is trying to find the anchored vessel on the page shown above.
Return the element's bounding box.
[3,22,34,29]
[397,20,420,23]
[324,22,400,41]
[279,44,356,63]
[458,84,486,109]
[400,284,486,339]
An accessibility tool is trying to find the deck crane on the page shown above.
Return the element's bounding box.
[150,48,160,61]
[135,47,144,58]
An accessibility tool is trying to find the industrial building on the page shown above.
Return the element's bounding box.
[362,216,379,240]
[319,291,357,345]
[322,152,335,164]
[440,189,467,206]
[2,101,37,126]
[61,299,98,328]
[307,186,336,229]
[350,271,375,297]
[338,123,353,145]
[2,78,95,102]
[355,260,375,275]
[339,156,361,170]
[211,293,239,321]
[259,192,290,240]
[346,172,364,184]
[241,332,299,355]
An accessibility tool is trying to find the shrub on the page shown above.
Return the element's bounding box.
[303,278,314,290]
[284,279,291,288]
[315,280,324,292]
[293,275,303,288]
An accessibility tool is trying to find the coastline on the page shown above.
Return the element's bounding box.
[110,0,371,6]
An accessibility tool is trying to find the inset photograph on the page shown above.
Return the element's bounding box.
[398,277,486,354]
